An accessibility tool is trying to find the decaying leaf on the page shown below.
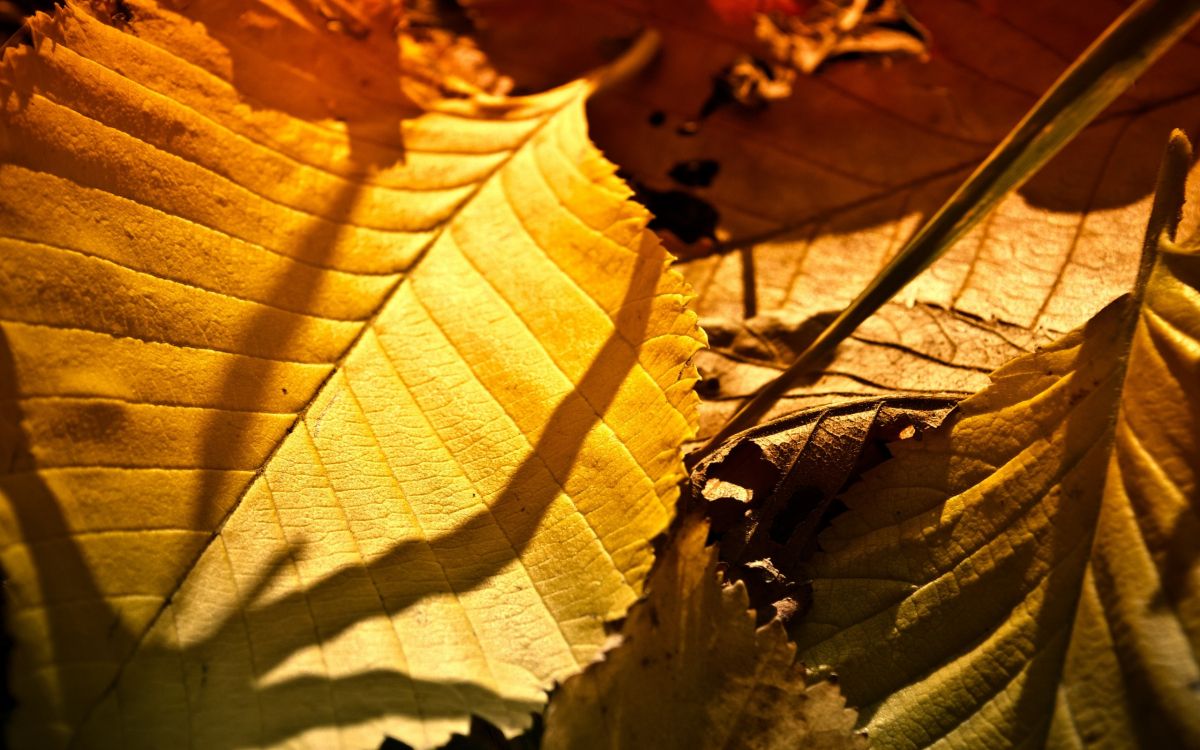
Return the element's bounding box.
[0,3,702,747]
[693,302,1055,442]
[794,135,1200,748]
[542,516,865,750]
[691,396,954,624]
[754,0,929,77]
[469,0,1200,339]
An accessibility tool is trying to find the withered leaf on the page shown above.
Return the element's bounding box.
[691,396,955,625]
[468,0,1200,339]
[542,517,866,750]
[693,302,1053,443]
[0,3,701,747]
[794,134,1200,748]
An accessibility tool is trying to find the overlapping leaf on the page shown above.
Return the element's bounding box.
[543,517,865,750]
[691,303,1053,441]
[794,141,1200,747]
[470,0,1200,342]
[692,396,955,624]
[0,2,702,747]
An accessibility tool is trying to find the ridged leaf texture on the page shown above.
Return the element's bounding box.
[0,3,702,747]
[795,169,1200,747]
[543,517,865,750]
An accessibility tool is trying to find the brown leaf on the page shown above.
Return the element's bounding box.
[541,516,866,750]
[690,396,954,624]
[467,0,1200,348]
[693,302,1055,442]
[755,0,929,77]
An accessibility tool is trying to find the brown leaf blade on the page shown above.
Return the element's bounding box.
[542,517,865,750]
[692,396,956,626]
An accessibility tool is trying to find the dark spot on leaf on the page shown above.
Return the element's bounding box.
[109,0,133,26]
[668,159,720,188]
[72,401,127,444]
[628,182,719,244]
[769,486,822,544]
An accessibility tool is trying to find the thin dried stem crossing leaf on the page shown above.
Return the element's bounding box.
[700,0,1200,459]
[795,133,1200,749]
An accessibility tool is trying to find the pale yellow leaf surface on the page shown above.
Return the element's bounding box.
[793,188,1200,745]
[542,516,865,750]
[0,3,703,747]
[470,0,1200,334]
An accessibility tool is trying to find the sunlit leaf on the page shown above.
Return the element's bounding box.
[469,0,1200,331]
[0,3,702,747]
[692,303,1053,442]
[794,134,1200,748]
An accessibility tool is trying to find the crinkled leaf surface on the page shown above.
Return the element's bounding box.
[794,199,1200,745]
[0,3,702,747]
[542,517,865,750]
[692,396,955,625]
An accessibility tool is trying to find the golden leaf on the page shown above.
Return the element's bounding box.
[543,517,865,750]
[793,135,1200,748]
[0,2,702,747]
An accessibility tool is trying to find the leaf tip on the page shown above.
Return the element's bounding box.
[1147,128,1194,246]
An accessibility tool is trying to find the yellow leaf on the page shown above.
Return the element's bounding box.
[0,3,703,747]
[794,135,1200,748]
[543,517,865,750]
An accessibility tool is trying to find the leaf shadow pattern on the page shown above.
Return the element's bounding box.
[73,229,666,748]
[161,0,416,535]
[795,306,1119,745]
[811,297,1190,748]
[0,10,675,726]
[1,0,418,739]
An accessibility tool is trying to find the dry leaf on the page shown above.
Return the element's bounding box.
[754,0,929,77]
[692,302,1054,442]
[0,3,702,747]
[690,396,954,624]
[542,516,866,750]
[794,152,1200,747]
[469,0,1200,338]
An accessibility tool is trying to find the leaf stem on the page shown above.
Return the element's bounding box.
[588,29,662,95]
[690,0,1200,466]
